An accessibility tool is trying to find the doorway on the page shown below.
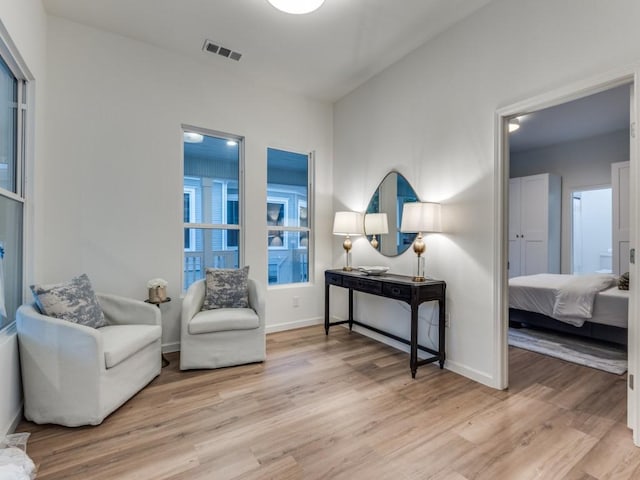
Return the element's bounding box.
[495,71,639,443]
[571,186,613,274]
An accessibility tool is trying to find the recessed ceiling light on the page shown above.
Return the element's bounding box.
[227,140,238,146]
[508,118,520,133]
[184,132,204,143]
[267,0,325,15]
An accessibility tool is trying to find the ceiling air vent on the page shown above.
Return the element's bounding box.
[203,40,242,62]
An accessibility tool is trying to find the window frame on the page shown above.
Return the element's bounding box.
[266,148,314,287]
[181,125,245,292]
[0,24,29,331]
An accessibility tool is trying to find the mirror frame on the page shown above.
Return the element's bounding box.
[364,171,419,257]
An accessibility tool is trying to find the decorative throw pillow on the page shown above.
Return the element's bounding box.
[619,272,630,291]
[30,273,107,328]
[202,266,250,310]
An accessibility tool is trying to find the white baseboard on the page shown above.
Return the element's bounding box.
[6,404,23,435]
[162,341,180,354]
[266,316,323,334]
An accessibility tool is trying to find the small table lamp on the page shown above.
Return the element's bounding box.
[400,202,441,281]
[333,211,364,271]
[364,213,389,250]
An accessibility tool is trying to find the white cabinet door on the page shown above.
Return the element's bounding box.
[520,174,549,275]
[508,173,560,277]
[612,161,630,275]
[508,178,522,278]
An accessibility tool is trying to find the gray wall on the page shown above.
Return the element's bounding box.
[510,129,629,273]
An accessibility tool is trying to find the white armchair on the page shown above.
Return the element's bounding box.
[180,278,266,370]
[16,293,162,427]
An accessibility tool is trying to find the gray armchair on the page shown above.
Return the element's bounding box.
[180,278,266,370]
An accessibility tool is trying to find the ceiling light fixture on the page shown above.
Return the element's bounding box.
[267,0,325,15]
[508,118,520,133]
[226,140,238,146]
[183,132,204,143]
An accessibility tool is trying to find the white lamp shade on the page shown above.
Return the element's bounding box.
[267,0,325,14]
[400,202,442,233]
[364,213,389,235]
[333,211,364,235]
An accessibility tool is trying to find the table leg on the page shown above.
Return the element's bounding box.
[348,289,354,331]
[324,282,330,335]
[439,298,446,369]
[410,299,418,378]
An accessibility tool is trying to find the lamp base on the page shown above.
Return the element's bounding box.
[412,275,426,282]
[343,266,353,271]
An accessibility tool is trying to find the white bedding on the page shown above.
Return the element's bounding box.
[509,274,628,328]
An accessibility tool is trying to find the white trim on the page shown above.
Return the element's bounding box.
[265,316,323,333]
[495,66,639,441]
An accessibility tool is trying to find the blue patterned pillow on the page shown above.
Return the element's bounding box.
[202,266,250,310]
[30,274,107,328]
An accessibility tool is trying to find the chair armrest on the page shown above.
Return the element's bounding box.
[248,278,266,328]
[17,304,104,373]
[181,280,205,333]
[97,293,160,326]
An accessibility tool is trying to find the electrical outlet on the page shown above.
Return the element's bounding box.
[292,296,300,308]
[445,312,451,328]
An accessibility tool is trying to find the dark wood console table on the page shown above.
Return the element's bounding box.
[324,269,446,378]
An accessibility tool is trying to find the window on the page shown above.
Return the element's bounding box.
[183,128,243,290]
[267,148,312,285]
[0,52,26,330]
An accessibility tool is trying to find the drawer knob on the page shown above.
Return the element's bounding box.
[392,287,400,295]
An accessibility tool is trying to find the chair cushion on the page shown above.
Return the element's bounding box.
[189,308,259,334]
[99,324,162,368]
[202,266,249,310]
[30,274,107,328]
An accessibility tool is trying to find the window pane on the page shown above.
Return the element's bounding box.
[267,148,310,286]
[0,57,17,193]
[184,130,242,290]
[267,234,308,285]
[0,194,22,328]
[183,228,239,290]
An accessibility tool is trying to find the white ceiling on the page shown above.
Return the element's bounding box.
[509,84,631,153]
[41,0,494,102]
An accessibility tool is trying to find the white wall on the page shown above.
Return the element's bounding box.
[0,0,47,436]
[333,0,640,387]
[511,129,629,273]
[43,16,333,350]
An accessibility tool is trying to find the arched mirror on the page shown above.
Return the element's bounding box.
[365,171,419,256]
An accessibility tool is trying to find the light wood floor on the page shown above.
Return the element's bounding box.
[17,325,637,479]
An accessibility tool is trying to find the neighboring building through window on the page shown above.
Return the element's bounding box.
[183,128,243,290]
[267,148,312,285]
[0,52,26,330]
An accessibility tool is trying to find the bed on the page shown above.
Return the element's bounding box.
[509,273,629,346]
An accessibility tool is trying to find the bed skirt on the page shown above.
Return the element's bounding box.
[509,308,627,346]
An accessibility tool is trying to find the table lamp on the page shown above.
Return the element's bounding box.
[333,211,364,271]
[364,213,389,250]
[400,202,441,281]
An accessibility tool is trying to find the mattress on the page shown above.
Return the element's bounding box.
[509,274,628,329]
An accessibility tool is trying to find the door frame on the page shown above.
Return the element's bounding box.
[494,67,640,443]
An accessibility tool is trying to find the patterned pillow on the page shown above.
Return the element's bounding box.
[30,274,107,328]
[202,266,250,310]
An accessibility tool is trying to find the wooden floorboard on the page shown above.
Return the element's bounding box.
[16,325,635,479]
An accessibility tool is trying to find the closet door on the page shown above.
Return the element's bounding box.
[508,178,522,278]
[520,174,549,275]
[612,161,630,275]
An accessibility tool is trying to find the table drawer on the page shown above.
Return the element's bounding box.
[342,276,382,295]
[325,272,343,286]
[382,283,412,302]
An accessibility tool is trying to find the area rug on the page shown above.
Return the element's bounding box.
[508,327,627,375]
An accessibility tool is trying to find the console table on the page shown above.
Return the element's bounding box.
[324,269,446,378]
